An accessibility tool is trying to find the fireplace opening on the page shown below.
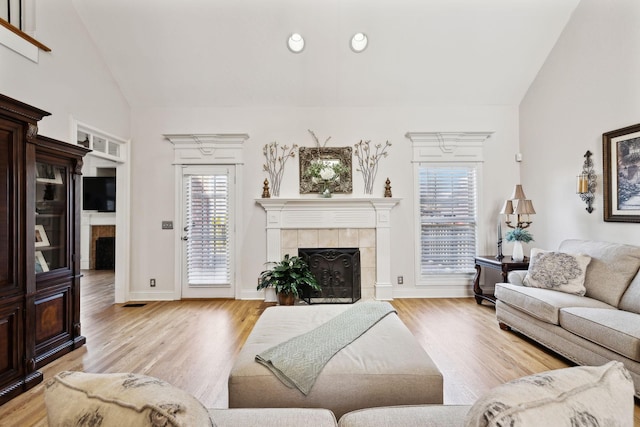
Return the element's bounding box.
[299,248,361,304]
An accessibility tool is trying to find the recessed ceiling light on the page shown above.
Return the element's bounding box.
[287,33,305,53]
[350,33,368,53]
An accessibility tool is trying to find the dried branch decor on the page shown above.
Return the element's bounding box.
[308,129,331,152]
[354,140,391,195]
[263,142,297,197]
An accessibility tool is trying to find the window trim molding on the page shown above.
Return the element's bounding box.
[406,131,492,288]
[405,131,493,163]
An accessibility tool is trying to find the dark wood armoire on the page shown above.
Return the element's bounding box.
[0,94,89,405]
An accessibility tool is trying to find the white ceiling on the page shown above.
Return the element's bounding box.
[70,0,580,108]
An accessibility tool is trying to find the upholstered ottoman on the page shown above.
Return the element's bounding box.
[228,304,443,418]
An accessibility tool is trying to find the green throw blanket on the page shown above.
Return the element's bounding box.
[255,301,397,395]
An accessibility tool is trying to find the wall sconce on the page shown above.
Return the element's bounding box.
[500,184,536,229]
[577,150,596,213]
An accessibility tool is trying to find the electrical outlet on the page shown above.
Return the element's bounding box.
[161,221,173,230]
[397,276,403,285]
[150,278,156,287]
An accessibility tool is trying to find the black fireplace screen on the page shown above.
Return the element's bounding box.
[299,248,361,304]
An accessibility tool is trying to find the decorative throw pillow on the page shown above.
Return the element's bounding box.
[464,361,634,427]
[523,248,591,295]
[44,371,214,427]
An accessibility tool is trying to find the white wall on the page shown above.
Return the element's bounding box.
[1,1,536,300]
[0,0,130,141]
[130,105,521,299]
[520,0,640,250]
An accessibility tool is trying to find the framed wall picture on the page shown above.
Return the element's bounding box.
[35,251,49,273]
[35,224,50,247]
[603,123,640,222]
[35,163,63,184]
[299,146,353,194]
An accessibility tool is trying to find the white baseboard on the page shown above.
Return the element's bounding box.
[127,291,176,301]
[392,285,474,299]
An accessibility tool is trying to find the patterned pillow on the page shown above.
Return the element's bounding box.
[44,371,214,427]
[464,361,634,427]
[523,248,591,295]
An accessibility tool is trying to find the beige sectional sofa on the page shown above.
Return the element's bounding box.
[496,239,640,397]
[44,362,635,426]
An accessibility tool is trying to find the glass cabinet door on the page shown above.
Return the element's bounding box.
[35,161,67,273]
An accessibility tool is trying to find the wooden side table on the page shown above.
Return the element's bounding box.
[473,255,529,305]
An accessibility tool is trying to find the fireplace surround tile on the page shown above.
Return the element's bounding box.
[358,229,376,248]
[281,247,297,258]
[281,229,298,249]
[339,228,359,246]
[256,198,399,300]
[361,267,376,299]
[298,229,318,247]
[360,247,376,269]
[318,229,340,248]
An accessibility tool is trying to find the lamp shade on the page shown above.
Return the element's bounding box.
[521,199,536,214]
[500,200,514,215]
[510,184,527,200]
[514,199,536,215]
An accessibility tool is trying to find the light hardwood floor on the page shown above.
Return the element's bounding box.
[1,270,639,425]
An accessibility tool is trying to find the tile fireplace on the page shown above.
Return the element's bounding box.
[256,197,399,300]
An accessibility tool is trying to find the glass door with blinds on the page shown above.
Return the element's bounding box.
[180,165,235,298]
[418,164,478,277]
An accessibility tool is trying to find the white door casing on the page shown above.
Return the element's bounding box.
[180,165,235,298]
[166,133,248,300]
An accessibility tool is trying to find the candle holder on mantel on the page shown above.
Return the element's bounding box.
[384,178,392,197]
[262,179,271,198]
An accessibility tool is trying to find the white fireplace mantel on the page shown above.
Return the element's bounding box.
[256,197,400,300]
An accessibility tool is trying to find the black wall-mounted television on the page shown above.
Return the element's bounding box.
[83,176,116,212]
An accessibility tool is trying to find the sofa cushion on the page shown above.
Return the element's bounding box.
[495,283,614,325]
[618,272,640,315]
[464,361,634,427]
[559,239,640,307]
[209,408,337,427]
[523,248,591,295]
[560,307,640,362]
[44,371,213,427]
[338,405,471,427]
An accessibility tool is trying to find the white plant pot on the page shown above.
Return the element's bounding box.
[512,241,524,262]
[264,287,277,303]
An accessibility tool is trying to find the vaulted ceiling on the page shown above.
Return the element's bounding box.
[70,0,580,108]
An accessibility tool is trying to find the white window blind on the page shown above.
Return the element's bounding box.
[419,165,477,276]
[185,173,230,286]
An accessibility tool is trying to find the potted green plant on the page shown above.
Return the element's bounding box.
[257,254,321,305]
[505,228,534,262]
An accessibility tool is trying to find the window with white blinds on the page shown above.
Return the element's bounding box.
[185,172,230,286]
[418,164,477,276]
